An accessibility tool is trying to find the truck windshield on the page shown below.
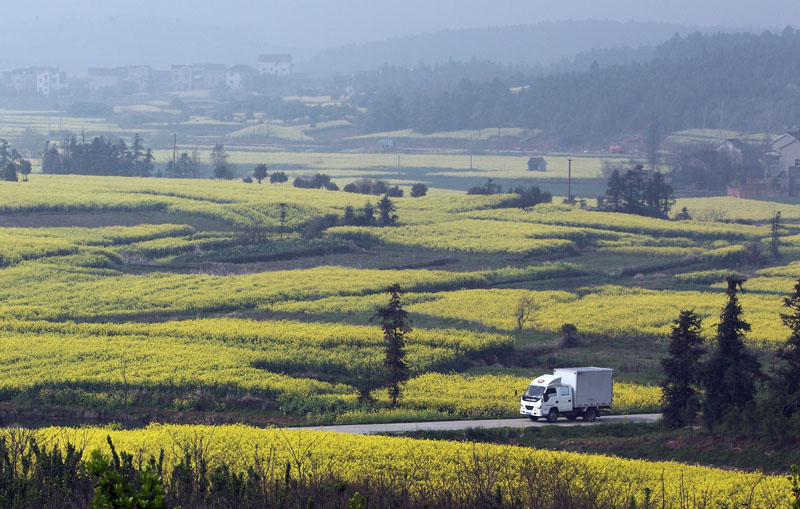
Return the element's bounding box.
[524,386,545,399]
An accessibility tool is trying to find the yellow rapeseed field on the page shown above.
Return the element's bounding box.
[13,424,791,507]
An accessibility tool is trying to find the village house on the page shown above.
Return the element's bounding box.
[727,132,800,198]
[257,54,292,76]
[192,64,227,90]
[170,65,193,90]
[226,65,257,91]
[122,65,152,93]
[5,67,66,96]
[88,68,121,95]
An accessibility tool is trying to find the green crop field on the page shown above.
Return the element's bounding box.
[0,174,794,426]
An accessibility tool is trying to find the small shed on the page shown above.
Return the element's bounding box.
[527,157,547,172]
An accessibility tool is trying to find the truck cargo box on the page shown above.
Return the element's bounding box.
[553,367,613,409]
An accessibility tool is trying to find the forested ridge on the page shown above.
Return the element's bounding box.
[359,29,800,145]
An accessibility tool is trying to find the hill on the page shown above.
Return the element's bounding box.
[359,28,800,145]
[300,20,728,75]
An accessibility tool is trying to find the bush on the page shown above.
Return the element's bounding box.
[385,186,403,197]
[343,178,394,195]
[411,183,428,197]
[294,173,335,189]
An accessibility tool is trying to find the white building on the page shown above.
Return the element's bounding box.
[6,67,66,96]
[257,54,292,76]
[226,65,256,91]
[87,68,121,94]
[170,65,193,90]
[36,68,64,95]
[192,64,227,90]
[122,65,152,93]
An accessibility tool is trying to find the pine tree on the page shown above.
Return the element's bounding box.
[605,169,624,210]
[661,310,704,428]
[371,284,411,407]
[772,279,800,418]
[702,278,761,432]
[377,195,397,226]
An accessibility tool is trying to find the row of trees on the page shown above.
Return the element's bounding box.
[662,278,800,433]
[341,178,418,198]
[42,134,154,177]
[467,179,553,209]
[292,173,339,190]
[305,195,400,237]
[0,140,32,182]
[603,166,674,218]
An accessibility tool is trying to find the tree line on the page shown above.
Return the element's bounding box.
[467,179,554,209]
[662,278,800,435]
[43,134,154,177]
[602,165,674,218]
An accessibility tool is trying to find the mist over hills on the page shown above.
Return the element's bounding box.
[297,21,752,75]
[0,16,756,75]
[0,16,309,72]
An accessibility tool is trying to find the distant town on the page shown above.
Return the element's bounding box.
[0,54,293,96]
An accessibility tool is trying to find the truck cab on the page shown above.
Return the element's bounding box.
[519,367,612,423]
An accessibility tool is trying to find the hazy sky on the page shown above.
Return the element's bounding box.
[11,0,799,48]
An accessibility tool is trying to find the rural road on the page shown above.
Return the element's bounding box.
[298,414,661,435]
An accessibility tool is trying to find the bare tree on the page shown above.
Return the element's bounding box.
[515,295,536,330]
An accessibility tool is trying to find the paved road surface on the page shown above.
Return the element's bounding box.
[297,414,661,435]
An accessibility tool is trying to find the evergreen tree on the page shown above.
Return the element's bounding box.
[605,169,624,210]
[377,195,397,226]
[343,205,356,224]
[661,310,705,428]
[643,172,674,218]
[371,284,411,407]
[358,202,376,225]
[702,278,761,432]
[41,142,63,174]
[621,165,645,213]
[772,279,800,418]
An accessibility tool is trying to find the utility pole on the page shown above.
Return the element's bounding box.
[172,133,177,178]
[469,137,473,170]
[568,157,573,205]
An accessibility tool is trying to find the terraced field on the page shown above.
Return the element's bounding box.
[0,174,797,506]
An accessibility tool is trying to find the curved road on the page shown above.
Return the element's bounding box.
[298,414,661,435]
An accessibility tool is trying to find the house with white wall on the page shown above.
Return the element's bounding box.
[257,54,292,76]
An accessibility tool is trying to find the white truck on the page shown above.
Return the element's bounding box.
[519,367,613,423]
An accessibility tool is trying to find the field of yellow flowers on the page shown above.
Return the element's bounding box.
[14,424,792,507]
[0,174,795,427]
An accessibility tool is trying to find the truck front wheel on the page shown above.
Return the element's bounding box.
[528,416,539,422]
[583,407,598,422]
[547,408,559,423]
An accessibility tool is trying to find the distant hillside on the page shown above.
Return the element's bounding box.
[300,20,720,75]
[358,28,800,146]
